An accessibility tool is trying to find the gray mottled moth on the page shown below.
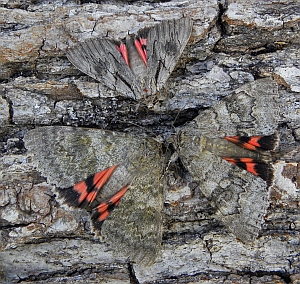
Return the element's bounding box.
[175,78,279,242]
[66,18,193,104]
[24,127,164,264]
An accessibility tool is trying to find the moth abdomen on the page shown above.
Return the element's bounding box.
[203,136,269,160]
[125,36,147,77]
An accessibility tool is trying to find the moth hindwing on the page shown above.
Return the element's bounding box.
[175,78,279,242]
[56,164,130,229]
[66,18,193,103]
[222,134,278,186]
[24,126,165,264]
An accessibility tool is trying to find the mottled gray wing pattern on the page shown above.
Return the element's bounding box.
[175,78,279,242]
[67,38,142,100]
[144,17,193,96]
[66,18,192,102]
[24,126,164,264]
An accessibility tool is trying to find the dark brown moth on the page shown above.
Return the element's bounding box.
[66,17,193,103]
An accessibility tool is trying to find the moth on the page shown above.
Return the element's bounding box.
[24,127,165,264]
[66,17,193,104]
[175,78,280,242]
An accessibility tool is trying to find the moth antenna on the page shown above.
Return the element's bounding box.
[164,152,179,174]
[114,119,161,139]
[171,105,188,130]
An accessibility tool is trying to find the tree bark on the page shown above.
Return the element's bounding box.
[0,0,299,283]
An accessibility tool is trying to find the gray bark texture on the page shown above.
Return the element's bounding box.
[0,0,300,283]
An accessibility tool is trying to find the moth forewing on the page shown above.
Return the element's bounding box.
[67,37,141,100]
[146,18,193,93]
[100,136,165,265]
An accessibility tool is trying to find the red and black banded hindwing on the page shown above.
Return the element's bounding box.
[176,78,280,242]
[224,134,278,151]
[91,184,130,230]
[222,134,278,185]
[221,157,274,186]
[66,18,193,102]
[57,165,118,208]
[56,165,130,228]
[117,37,147,67]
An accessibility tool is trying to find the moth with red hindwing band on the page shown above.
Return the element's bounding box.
[66,18,193,104]
[175,78,280,242]
[24,127,165,264]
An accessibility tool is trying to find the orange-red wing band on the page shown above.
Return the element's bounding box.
[223,157,259,176]
[86,165,118,203]
[224,136,258,150]
[73,169,107,204]
[117,43,130,66]
[134,38,147,66]
[224,134,277,151]
[139,38,147,46]
[57,165,118,208]
[222,157,273,185]
[91,184,130,229]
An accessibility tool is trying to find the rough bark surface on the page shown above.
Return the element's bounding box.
[0,0,299,283]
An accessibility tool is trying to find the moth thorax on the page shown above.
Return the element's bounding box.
[126,36,147,78]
